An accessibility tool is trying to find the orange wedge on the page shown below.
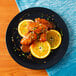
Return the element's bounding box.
[47,30,62,50]
[30,41,51,59]
[18,20,33,37]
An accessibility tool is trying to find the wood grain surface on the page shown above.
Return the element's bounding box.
[0,0,48,76]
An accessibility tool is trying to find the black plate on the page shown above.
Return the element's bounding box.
[6,7,69,69]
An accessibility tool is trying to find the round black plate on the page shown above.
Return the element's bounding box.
[6,7,69,69]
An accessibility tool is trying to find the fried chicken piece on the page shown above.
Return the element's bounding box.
[35,18,53,29]
[39,33,47,42]
[20,32,37,45]
[27,22,48,34]
[21,45,30,52]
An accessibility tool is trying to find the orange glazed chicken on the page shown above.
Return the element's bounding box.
[20,18,53,45]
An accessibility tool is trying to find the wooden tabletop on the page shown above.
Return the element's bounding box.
[0,0,48,76]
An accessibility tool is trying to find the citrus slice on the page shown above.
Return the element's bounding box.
[18,20,33,37]
[30,41,51,59]
[47,30,62,50]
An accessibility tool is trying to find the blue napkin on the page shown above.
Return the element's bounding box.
[15,0,76,76]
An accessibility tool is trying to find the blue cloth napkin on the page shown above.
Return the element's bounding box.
[15,0,76,76]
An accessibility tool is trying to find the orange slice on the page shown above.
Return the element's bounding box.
[18,20,33,37]
[47,30,62,50]
[30,41,51,59]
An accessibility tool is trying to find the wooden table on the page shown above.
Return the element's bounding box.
[0,0,48,76]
